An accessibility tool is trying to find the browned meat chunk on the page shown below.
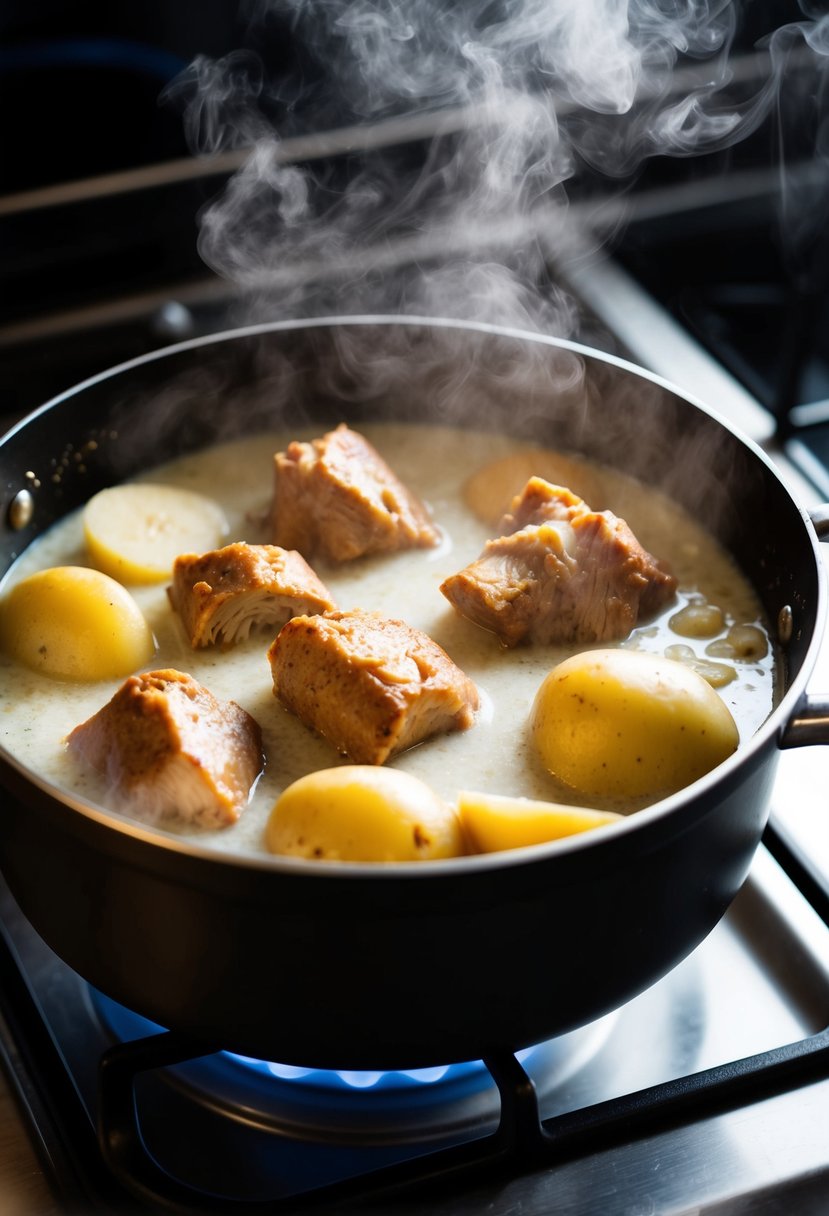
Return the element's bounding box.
[267,610,479,765]
[168,542,335,648]
[441,478,677,647]
[497,477,588,531]
[271,424,439,562]
[66,669,263,828]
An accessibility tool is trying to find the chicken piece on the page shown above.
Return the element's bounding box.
[497,477,588,532]
[271,424,439,562]
[168,542,335,648]
[267,610,479,765]
[66,669,263,828]
[441,478,677,647]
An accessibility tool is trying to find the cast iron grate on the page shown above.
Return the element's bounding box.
[94,1012,829,1214]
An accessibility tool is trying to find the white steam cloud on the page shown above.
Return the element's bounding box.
[764,10,829,291]
[163,0,829,332]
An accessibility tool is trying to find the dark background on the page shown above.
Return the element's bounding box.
[0,0,803,192]
[2,0,826,446]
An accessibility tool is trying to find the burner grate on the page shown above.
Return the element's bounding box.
[90,994,829,1213]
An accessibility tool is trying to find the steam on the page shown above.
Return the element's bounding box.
[764,11,829,291]
[162,1,828,333]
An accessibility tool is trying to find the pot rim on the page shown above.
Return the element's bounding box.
[1,314,825,879]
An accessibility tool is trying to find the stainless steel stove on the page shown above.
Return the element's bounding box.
[2,8,829,1211]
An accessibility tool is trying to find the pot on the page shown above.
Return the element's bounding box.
[0,316,826,1070]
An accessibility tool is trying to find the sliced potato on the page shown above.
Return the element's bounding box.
[83,483,228,583]
[266,766,463,862]
[530,648,740,802]
[458,790,621,853]
[0,566,155,680]
[463,450,607,527]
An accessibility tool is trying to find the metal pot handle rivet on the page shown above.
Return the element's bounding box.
[778,605,793,645]
[7,489,34,531]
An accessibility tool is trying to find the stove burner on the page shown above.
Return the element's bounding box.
[90,988,618,1146]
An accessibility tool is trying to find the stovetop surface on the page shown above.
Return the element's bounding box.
[2,834,829,1215]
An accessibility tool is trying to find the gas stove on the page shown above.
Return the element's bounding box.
[3,20,829,1211]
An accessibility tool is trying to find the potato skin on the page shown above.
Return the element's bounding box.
[266,766,463,862]
[0,566,155,681]
[530,649,740,802]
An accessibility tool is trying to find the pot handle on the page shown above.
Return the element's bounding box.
[812,503,829,540]
[780,506,829,748]
[781,696,829,748]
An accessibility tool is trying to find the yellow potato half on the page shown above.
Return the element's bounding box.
[530,649,740,802]
[84,483,228,583]
[0,566,155,680]
[266,766,464,862]
[458,790,622,854]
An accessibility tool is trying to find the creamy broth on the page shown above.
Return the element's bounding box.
[0,423,775,857]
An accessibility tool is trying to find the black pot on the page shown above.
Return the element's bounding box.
[0,317,826,1070]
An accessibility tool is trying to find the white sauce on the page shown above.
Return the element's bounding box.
[0,423,775,857]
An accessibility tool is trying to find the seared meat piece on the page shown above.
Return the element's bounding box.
[441,478,677,647]
[271,424,439,562]
[497,477,588,531]
[267,609,479,765]
[66,669,263,828]
[168,542,335,648]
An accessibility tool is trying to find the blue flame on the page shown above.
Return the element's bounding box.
[91,987,536,1095]
[226,1051,536,1091]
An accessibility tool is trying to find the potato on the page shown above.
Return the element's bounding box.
[84,483,228,583]
[530,649,739,802]
[458,790,621,854]
[463,450,606,527]
[0,566,155,680]
[266,766,463,862]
